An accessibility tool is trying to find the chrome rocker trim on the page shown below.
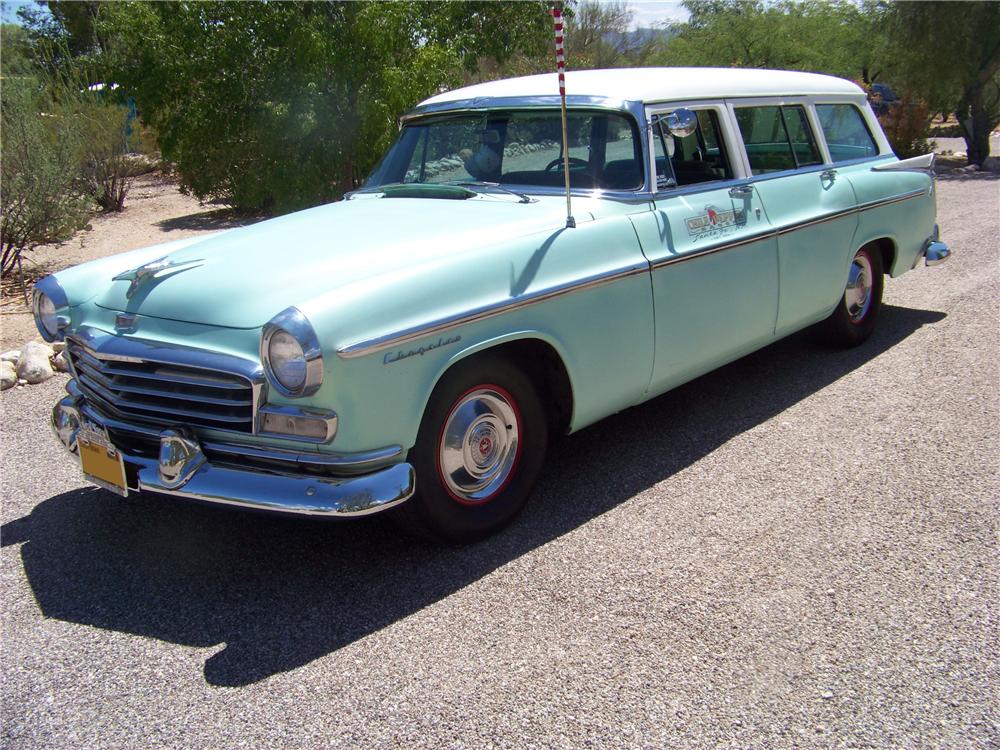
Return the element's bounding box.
[53,392,415,517]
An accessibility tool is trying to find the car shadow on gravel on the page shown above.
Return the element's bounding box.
[2,303,945,688]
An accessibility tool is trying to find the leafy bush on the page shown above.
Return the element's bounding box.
[76,100,135,211]
[869,90,933,160]
[97,1,552,214]
[0,78,91,275]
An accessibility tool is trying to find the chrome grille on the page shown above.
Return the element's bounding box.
[67,341,256,433]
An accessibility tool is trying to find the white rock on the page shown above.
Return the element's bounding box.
[16,341,55,384]
[0,350,20,363]
[52,351,72,373]
[0,360,15,390]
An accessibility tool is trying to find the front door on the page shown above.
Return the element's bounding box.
[631,103,779,396]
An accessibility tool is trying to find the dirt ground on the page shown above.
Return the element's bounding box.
[0,173,256,352]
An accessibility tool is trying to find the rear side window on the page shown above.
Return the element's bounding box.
[735,105,821,174]
[652,108,734,189]
[816,104,879,162]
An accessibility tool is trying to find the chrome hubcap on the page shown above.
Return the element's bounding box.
[845,253,873,323]
[439,388,520,503]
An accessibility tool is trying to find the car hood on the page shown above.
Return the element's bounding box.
[94,195,583,328]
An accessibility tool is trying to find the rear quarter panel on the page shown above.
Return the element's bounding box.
[839,164,935,276]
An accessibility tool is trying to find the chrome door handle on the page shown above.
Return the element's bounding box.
[728,185,753,198]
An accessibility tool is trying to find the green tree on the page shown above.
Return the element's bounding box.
[654,0,878,81]
[0,73,91,275]
[91,1,551,213]
[879,1,999,165]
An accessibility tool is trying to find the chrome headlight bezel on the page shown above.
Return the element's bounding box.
[260,307,324,398]
[32,276,70,342]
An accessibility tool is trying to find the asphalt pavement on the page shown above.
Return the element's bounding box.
[2,171,997,749]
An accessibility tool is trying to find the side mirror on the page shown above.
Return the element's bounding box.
[665,108,697,138]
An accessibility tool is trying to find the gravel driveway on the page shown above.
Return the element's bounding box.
[2,173,997,749]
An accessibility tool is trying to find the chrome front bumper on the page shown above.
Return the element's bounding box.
[51,392,416,517]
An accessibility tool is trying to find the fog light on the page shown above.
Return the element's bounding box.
[260,408,336,441]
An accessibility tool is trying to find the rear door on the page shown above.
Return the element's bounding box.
[729,99,859,336]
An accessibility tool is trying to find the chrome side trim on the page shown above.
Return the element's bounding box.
[855,187,928,212]
[652,188,926,270]
[337,263,649,359]
[651,229,775,270]
[337,188,928,360]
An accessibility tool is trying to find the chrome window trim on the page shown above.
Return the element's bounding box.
[393,99,655,197]
[260,306,324,398]
[337,262,650,359]
[644,99,745,189]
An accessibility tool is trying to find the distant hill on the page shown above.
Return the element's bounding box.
[604,26,679,52]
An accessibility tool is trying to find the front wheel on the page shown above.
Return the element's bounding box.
[820,245,884,347]
[394,354,548,542]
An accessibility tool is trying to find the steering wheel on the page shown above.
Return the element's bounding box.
[544,157,589,171]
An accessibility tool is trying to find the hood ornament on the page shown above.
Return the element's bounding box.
[113,256,205,299]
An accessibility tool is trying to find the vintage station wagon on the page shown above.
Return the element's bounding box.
[38,68,950,541]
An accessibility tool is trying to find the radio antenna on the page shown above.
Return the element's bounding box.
[552,4,575,229]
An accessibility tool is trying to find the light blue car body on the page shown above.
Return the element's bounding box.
[41,68,946,516]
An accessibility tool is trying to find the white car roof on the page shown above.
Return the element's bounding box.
[421,67,864,106]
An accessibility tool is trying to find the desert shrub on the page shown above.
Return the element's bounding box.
[0,78,91,276]
[75,100,135,212]
[872,92,934,159]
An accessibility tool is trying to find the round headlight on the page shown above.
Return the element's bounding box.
[261,307,323,397]
[32,277,70,342]
[267,329,307,392]
[37,293,60,338]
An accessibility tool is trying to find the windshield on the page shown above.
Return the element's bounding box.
[365,109,644,192]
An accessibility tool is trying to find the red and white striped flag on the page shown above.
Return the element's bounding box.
[552,5,567,96]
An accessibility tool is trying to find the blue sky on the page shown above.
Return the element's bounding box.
[629,1,691,28]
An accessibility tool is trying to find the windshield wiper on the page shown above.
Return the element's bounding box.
[443,181,536,204]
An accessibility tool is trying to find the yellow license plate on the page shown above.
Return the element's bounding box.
[78,431,128,497]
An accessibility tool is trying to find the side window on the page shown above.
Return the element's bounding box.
[782,106,822,167]
[735,105,822,174]
[816,104,879,162]
[653,108,734,189]
[736,106,797,174]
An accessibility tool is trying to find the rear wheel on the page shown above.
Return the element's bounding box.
[395,354,548,542]
[821,245,884,347]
